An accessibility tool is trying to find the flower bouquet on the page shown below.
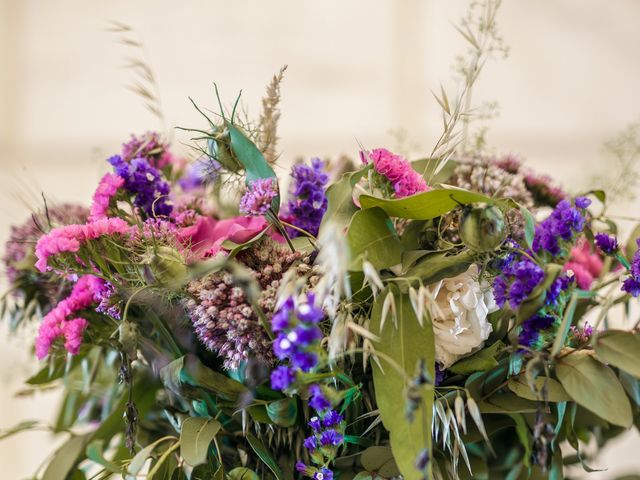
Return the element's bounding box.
[3,2,640,480]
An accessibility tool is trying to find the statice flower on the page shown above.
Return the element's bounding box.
[178,159,219,192]
[185,240,313,369]
[570,322,594,346]
[121,131,174,168]
[239,178,279,216]
[94,280,121,319]
[518,313,555,349]
[89,173,124,222]
[3,204,88,289]
[532,198,589,257]
[285,158,329,237]
[35,274,106,359]
[493,258,544,310]
[564,238,603,289]
[35,218,131,272]
[363,148,428,198]
[109,155,173,218]
[622,240,640,297]
[594,233,619,255]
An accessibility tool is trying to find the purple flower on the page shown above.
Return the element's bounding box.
[309,416,322,431]
[108,155,173,217]
[546,273,573,305]
[270,366,296,390]
[303,436,318,450]
[291,325,323,347]
[322,410,344,428]
[295,462,309,474]
[594,233,619,255]
[285,158,329,237]
[291,351,318,372]
[271,298,294,332]
[532,199,587,257]
[313,468,333,480]
[622,276,640,297]
[297,295,324,323]
[179,160,218,191]
[574,196,591,209]
[320,429,343,446]
[434,363,446,386]
[239,178,278,216]
[309,384,331,412]
[519,313,556,348]
[493,259,544,309]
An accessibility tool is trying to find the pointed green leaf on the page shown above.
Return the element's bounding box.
[347,207,402,270]
[180,417,221,467]
[246,433,284,480]
[594,330,640,378]
[556,351,632,427]
[370,289,435,480]
[508,375,570,402]
[449,341,504,375]
[319,166,370,235]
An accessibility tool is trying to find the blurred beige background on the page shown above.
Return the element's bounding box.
[1,0,640,478]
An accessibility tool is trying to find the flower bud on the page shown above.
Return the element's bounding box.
[459,203,506,252]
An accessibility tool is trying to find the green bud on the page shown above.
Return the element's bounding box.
[459,203,506,252]
[147,246,188,286]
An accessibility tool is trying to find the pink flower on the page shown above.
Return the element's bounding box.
[89,173,124,222]
[35,275,105,359]
[35,218,131,272]
[177,215,268,258]
[564,238,603,289]
[365,148,428,198]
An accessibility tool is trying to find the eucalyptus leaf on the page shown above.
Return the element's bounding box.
[42,433,92,480]
[86,440,123,474]
[319,166,370,235]
[556,351,632,427]
[266,398,298,428]
[360,446,400,477]
[507,376,570,402]
[370,288,435,480]
[519,205,536,250]
[594,330,640,378]
[179,417,221,467]
[359,187,494,220]
[402,250,474,287]
[229,467,260,480]
[347,207,402,270]
[449,341,504,375]
[246,433,285,480]
[619,371,640,406]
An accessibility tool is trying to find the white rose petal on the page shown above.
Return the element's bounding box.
[428,265,498,368]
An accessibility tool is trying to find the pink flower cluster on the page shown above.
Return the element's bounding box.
[365,148,428,197]
[564,238,603,289]
[35,218,131,272]
[89,173,124,222]
[35,275,106,359]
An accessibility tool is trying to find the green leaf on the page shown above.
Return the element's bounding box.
[594,330,640,378]
[619,370,640,406]
[227,123,279,212]
[0,420,40,440]
[519,205,536,250]
[319,166,370,235]
[507,414,531,469]
[360,446,400,477]
[126,437,176,479]
[359,187,494,220]
[449,341,504,375]
[266,398,298,427]
[347,207,402,270]
[160,355,249,402]
[508,375,570,402]
[477,392,539,413]
[556,351,633,427]
[180,417,221,467]
[228,467,260,480]
[402,250,474,286]
[370,288,435,480]
[551,292,578,357]
[246,433,284,480]
[411,158,458,185]
[42,433,92,480]
[86,440,122,474]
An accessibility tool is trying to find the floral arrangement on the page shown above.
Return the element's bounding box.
[3,2,640,480]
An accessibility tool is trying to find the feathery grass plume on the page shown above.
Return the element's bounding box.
[106,21,165,128]
[426,0,508,183]
[589,121,640,203]
[259,65,288,164]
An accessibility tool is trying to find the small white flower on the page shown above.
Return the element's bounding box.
[427,265,498,367]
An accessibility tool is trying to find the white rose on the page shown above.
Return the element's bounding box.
[427,265,498,368]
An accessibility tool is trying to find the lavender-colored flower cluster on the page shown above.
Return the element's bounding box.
[622,240,640,297]
[594,233,619,255]
[269,294,344,480]
[286,158,329,237]
[121,131,173,169]
[239,178,279,216]
[109,155,173,218]
[532,198,589,257]
[523,172,567,207]
[493,258,544,310]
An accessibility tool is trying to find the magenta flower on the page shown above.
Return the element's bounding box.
[364,148,428,198]
[239,178,279,216]
[89,173,124,222]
